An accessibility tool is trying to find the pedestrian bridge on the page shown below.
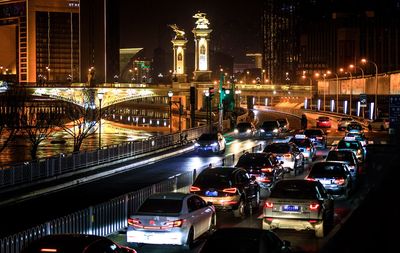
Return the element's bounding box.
[32,87,183,108]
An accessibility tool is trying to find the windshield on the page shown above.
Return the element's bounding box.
[326,151,355,165]
[236,155,273,168]
[337,141,360,150]
[347,124,362,131]
[264,144,290,153]
[309,163,346,178]
[237,123,251,129]
[198,134,217,141]
[271,181,317,199]
[291,139,311,147]
[137,199,182,214]
[261,121,278,129]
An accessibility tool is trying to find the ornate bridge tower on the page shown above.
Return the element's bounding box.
[192,12,212,82]
[169,24,188,83]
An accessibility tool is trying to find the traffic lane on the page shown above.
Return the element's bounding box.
[0,138,262,237]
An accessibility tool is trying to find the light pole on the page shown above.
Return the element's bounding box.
[361,58,378,119]
[168,90,173,133]
[327,70,339,113]
[349,64,365,117]
[302,75,313,110]
[314,73,327,111]
[340,68,353,115]
[262,69,266,84]
[204,90,210,125]
[97,92,104,149]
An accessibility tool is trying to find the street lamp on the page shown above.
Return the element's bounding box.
[302,75,313,110]
[262,69,266,84]
[168,90,173,133]
[97,92,104,149]
[235,89,241,108]
[349,64,365,117]
[314,73,327,111]
[327,70,339,113]
[361,58,378,119]
[340,68,353,115]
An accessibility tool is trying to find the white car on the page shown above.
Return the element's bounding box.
[127,192,216,249]
[368,118,389,131]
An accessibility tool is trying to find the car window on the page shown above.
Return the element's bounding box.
[264,144,290,153]
[271,181,317,199]
[337,141,360,150]
[309,163,347,178]
[137,199,182,214]
[303,129,324,136]
[236,154,273,168]
[236,171,249,184]
[198,134,217,141]
[187,196,204,212]
[195,171,233,188]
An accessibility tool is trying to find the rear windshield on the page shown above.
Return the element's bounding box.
[237,123,251,129]
[347,124,362,130]
[194,171,232,188]
[198,134,217,141]
[318,117,329,121]
[236,155,273,168]
[261,121,278,129]
[277,119,287,125]
[326,151,355,165]
[309,163,346,177]
[137,199,182,214]
[271,181,317,199]
[337,141,360,150]
[264,144,290,153]
[341,117,353,121]
[291,139,311,147]
[304,129,323,136]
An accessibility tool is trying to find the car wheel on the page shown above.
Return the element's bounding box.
[183,227,195,250]
[315,220,325,238]
[233,199,246,218]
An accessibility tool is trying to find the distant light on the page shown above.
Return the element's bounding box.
[357,101,361,116]
[265,98,269,106]
[331,100,335,112]
[304,98,308,109]
[344,101,348,114]
[317,99,321,111]
[370,103,374,119]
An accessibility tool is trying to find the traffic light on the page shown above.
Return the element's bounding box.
[209,87,215,98]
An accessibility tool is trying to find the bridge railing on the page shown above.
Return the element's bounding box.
[0,144,262,253]
[0,126,209,191]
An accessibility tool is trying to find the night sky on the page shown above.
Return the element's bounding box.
[119,0,263,63]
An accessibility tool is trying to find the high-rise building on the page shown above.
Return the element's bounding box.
[80,0,119,85]
[0,0,79,84]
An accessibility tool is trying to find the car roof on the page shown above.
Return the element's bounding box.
[148,192,191,201]
[21,234,108,252]
[274,179,320,188]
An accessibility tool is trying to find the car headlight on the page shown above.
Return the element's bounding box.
[260,129,265,133]
[194,143,200,147]
[211,142,218,147]
[273,129,278,133]
[246,129,251,133]
[234,129,238,133]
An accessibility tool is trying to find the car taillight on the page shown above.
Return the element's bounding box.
[306,147,311,151]
[309,203,320,210]
[165,219,185,228]
[265,201,274,208]
[261,167,273,173]
[223,187,237,194]
[40,249,57,253]
[306,176,315,181]
[283,154,292,158]
[128,218,141,226]
[190,186,201,192]
[334,178,345,185]
[316,137,323,140]
[259,177,271,183]
[357,149,361,155]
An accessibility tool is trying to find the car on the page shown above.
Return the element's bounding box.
[316,116,331,128]
[258,120,281,137]
[21,234,137,253]
[277,118,290,132]
[346,121,364,134]
[368,118,389,131]
[199,227,292,253]
[289,134,316,162]
[190,166,260,218]
[263,142,304,176]
[325,150,360,180]
[262,179,334,238]
[306,161,353,198]
[194,132,226,154]
[345,131,367,147]
[336,136,366,162]
[303,129,327,148]
[235,152,285,188]
[126,192,216,249]
[337,117,354,131]
[234,122,256,137]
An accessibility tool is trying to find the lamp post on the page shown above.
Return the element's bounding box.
[361,58,378,119]
[97,92,104,149]
[340,68,353,115]
[327,70,339,113]
[168,90,173,133]
[350,64,365,117]
[262,69,266,84]
[302,75,313,110]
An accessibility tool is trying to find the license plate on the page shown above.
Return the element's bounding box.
[277,156,283,161]
[310,138,315,142]
[320,179,331,185]
[282,205,301,212]
[205,191,218,197]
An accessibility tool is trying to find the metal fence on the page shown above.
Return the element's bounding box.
[0,143,263,253]
[0,126,209,191]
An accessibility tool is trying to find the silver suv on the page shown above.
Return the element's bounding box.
[262,179,334,238]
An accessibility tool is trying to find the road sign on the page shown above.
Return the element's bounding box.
[359,94,367,107]
[389,95,400,131]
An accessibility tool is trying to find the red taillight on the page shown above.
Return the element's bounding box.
[316,137,323,140]
[283,154,292,158]
[334,178,345,185]
[306,177,315,181]
[166,219,185,228]
[190,186,201,192]
[259,178,271,183]
[40,249,57,253]
[128,218,141,226]
[223,187,237,194]
[261,167,273,173]
[306,147,311,151]
[309,220,318,223]
[265,201,274,208]
[309,203,320,210]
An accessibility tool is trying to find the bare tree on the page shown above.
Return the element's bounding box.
[0,87,25,153]
[61,89,98,152]
[21,104,63,160]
